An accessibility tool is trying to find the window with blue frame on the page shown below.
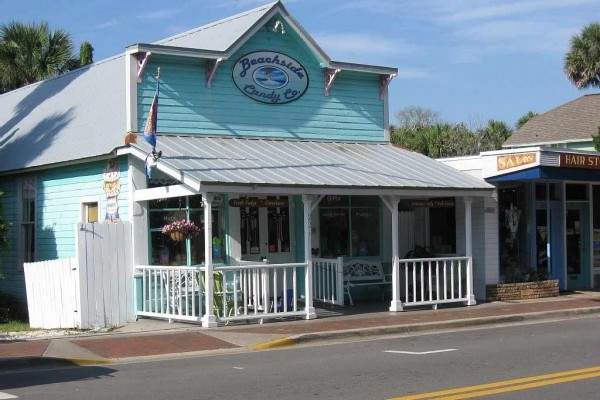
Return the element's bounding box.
[318,195,380,258]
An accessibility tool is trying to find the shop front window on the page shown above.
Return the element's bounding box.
[319,196,379,258]
[149,194,225,266]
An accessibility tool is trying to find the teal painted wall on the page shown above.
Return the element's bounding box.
[138,19,385,141]
[567,141,594,151]
[36,158,130,260]
[0,179,23,300]
[0,157,130,302]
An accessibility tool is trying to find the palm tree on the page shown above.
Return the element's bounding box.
[515,111,538,130]
[564,22,600,89]
[0,21,74,92]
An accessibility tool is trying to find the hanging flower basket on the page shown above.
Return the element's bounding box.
[162,219,200,242]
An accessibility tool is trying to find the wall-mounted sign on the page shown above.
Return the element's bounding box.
[229,198,289,208]
[497,152,536,171]
[560,153,600,169]
[232,51,308,104]
[410,199,455,208]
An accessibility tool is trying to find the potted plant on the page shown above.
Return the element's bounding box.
[162,219,200,242]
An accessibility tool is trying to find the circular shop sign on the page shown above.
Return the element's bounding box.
[232,51,308,104]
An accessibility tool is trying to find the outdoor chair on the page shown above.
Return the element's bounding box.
[270,288,294,313]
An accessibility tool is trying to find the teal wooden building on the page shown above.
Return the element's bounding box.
[0,2,495,328]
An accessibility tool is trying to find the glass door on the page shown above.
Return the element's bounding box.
[565,203,590,289]
[240,196,294,264]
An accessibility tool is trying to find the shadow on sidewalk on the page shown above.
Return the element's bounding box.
[0,357,115,389]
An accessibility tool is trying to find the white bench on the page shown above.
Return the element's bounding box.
[343,259,390,306]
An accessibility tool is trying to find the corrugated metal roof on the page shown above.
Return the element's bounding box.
[0,55,126,173]
[132,135,492,191]
[504,94,600,147]
[155,2,278,52]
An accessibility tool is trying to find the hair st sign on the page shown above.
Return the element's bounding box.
[232,51,309,104]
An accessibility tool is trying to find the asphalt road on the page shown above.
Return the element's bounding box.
[1,316,599,399]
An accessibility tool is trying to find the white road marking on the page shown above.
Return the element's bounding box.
[384,348,457,355]
[233,366,245,370]
[0,392,18,399]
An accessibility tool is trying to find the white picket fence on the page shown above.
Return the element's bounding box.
[23,222,134,329]
[24,258,80,329]
[136,261,307,324]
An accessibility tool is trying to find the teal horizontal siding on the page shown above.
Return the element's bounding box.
[0,179,25,300]
[138,28,384,141]
[36,158,129,260]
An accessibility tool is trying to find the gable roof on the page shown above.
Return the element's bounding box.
[0,55,126,174]
[128,1,397,75]
[503,94,600,148]
[156,2,278,53]
[0,1,397,175]
[122,135,493,194]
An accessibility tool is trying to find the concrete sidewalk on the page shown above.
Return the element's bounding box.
[1,291,599,371]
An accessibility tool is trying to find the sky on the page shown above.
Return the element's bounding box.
[2,0,600,128]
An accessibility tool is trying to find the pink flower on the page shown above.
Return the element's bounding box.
[162,219,200,237]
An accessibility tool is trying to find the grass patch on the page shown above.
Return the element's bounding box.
[0,319,31,333]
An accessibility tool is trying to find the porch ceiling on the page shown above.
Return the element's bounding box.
[128,135,493,195]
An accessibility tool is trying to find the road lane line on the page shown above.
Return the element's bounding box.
[385,349,457,355]
[0,392,18,399]
[388,365,600,400]
[441,371,600,399]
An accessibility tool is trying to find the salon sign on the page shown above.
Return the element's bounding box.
[232,51,308,104]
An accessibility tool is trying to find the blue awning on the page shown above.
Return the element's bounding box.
[486,166,600,182]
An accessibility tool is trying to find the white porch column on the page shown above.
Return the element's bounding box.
[381,196,402,311]
[202,193,218,327]
[302,195,317,320]
[463,197,476,306]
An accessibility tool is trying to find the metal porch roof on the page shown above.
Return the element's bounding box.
[130,136,493,193]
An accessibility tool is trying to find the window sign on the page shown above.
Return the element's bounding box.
[232,51,309,104]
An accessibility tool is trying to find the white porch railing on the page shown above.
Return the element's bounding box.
[313,257,344,306]
[136,261,308,325]
[399,256,473,309]
[312,256,474,310]
[137,265,204,323]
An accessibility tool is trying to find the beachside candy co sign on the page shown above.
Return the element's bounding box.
[232,51,308,104]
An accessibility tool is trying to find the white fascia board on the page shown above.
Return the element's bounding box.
[116,146,202,191]
[134,184,198,202]
[329,61,398,75]
[125,44,226,60]
[199,183,492,197]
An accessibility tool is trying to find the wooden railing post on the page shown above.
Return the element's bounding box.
[302,195,317,320]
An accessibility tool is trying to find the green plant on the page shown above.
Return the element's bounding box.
[504,267,548,283]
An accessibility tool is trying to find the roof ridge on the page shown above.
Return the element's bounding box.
[155,1,279,46]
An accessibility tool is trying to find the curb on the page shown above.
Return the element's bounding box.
[250,307,600,350]
[0,356,111,373]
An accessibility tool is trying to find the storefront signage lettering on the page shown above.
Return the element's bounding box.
[232,51,308,104]
[559,153,600,169]
[497,153,536,171]
[229,198,288,208]
[410,199,455,208]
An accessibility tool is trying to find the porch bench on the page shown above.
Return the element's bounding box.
[343,259,390,306]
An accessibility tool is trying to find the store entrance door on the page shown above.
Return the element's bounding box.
[238,195,295,264]
[565,202,590,290]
